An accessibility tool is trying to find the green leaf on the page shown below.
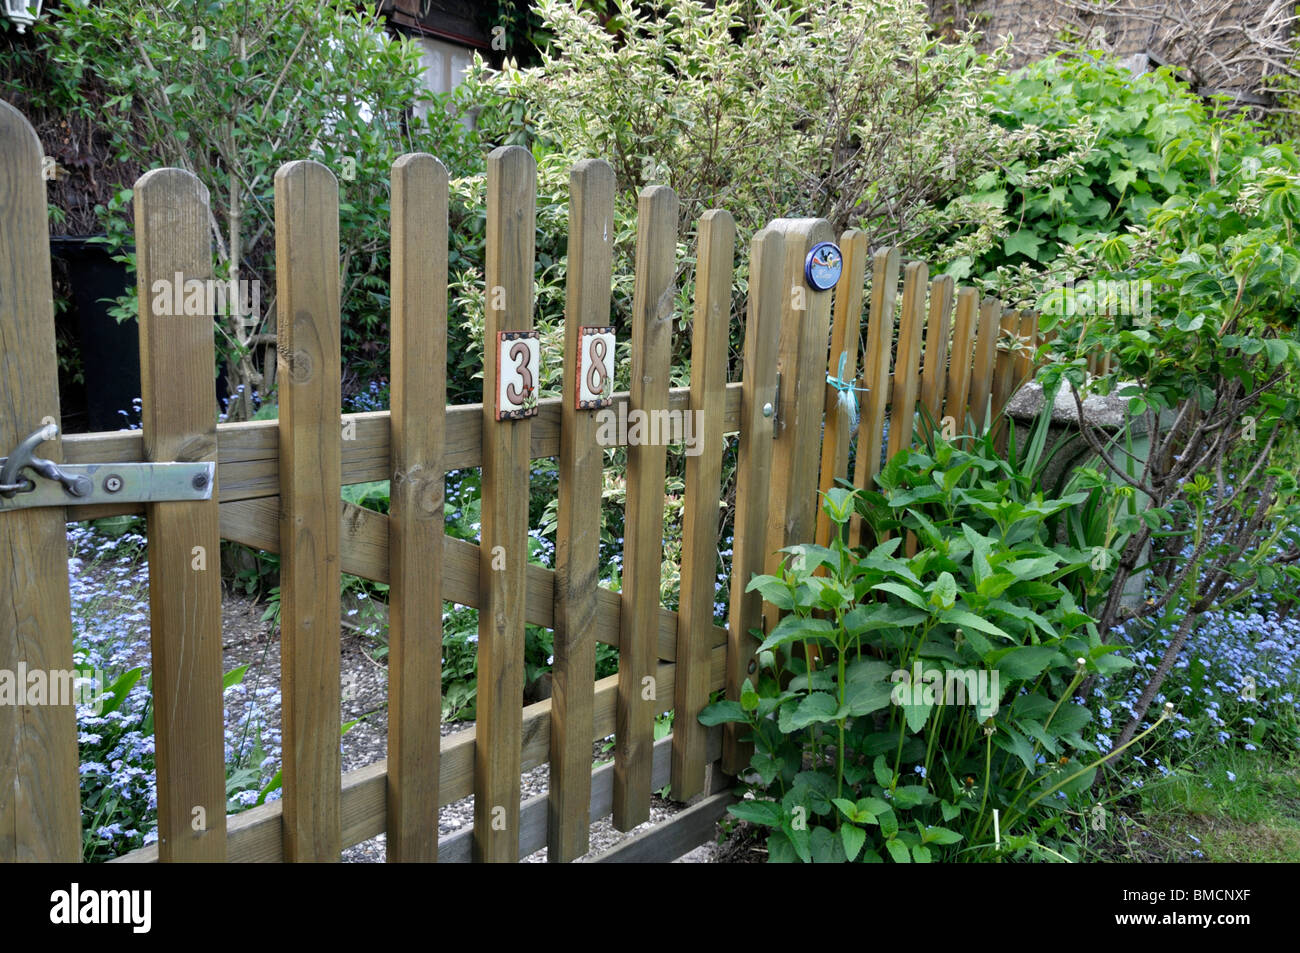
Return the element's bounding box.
[891,785,936,809]
[728,799,784,827]
[1004,229,1044,261]
[841,823,867,862]
[873,754,894,788]
[939,608,1012,641]
[745,575,793,609]
[846,676,894,717]
[873,581,928,610]
[885,838,912,863]
[222,665,248,691]
[779,692,841,731]
[698,700,749,726]
[929,571,958,609]
[993,645,1059,680]
[923,826,963,845]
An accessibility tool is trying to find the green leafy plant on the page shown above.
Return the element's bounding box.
[701,433,1160,862]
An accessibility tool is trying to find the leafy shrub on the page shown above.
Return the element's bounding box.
[932,54,1210,289]
[701,431,1156,862]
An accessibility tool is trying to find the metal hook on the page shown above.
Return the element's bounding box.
[0,424,92,499]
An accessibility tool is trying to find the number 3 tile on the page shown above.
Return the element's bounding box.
[496,329,540,421]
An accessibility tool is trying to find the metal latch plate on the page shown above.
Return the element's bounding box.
[0,461,215,512]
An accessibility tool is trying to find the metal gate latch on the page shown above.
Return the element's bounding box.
[0,424,215,511]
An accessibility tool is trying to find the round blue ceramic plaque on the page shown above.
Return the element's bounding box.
[804,241,843,291]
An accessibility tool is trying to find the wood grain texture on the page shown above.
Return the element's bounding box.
[761,219,835,636]
[943,287,980,433]
[550,158,614,861]
[134,167,226,861]
[0,99,80,862]
[274,159,342,862]
[815,230,869,551]
[671,208,734,800]
[919,274,955,434]
[885,261,929,465]
[614,185,678,831]
[722,226,782,774]
[475,145,536,862]
[968,296,1001,436]
[850,247,900,549]
[386,153,447,862]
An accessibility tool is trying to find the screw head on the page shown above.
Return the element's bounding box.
[104,475,123,493]
[192,473,209,491]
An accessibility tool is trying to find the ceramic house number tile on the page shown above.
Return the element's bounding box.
[576,326,615,410]
[496,329,541,420]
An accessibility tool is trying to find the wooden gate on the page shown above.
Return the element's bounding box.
[0,99,1037,863]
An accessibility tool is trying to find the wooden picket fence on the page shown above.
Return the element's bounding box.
[0,99,1041,863]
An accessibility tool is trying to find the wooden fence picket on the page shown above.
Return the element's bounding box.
[275,159,343,862]
[919,274,956,436]
[0,100,80,863]
[722,226,782,776]
[943,287,980,434]
[614,185,678,831]
[134,167,226,861]
[968,296,1001,435]
[672,208,735,801]
[476,145,537,862]
[815,230,869,551]
[885,261,929,465]
[386,153,448,862]
[551,158,615,861]
[851,247,900,550]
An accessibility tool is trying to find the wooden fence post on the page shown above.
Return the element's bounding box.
[722,227,782,775]
[551,158,615,861]
[851,247,900,550]
[387,153,448,862]
[672,208,735,801]
[761,219,835,636]
[0,99,80,863]
[275,159,343,862]
[614,185,678,831]
[476,145,536,862]
[134,167,226,861]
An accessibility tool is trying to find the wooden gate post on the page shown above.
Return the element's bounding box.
[551,158,615,860]
[387,153,448,862]
[134,167,226,861]
[275,159,343,862]
[760,219,835,638]
[613,185,678,831]
[0,99,80,862]
[671,208,735,801]
[476,145,536,862]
